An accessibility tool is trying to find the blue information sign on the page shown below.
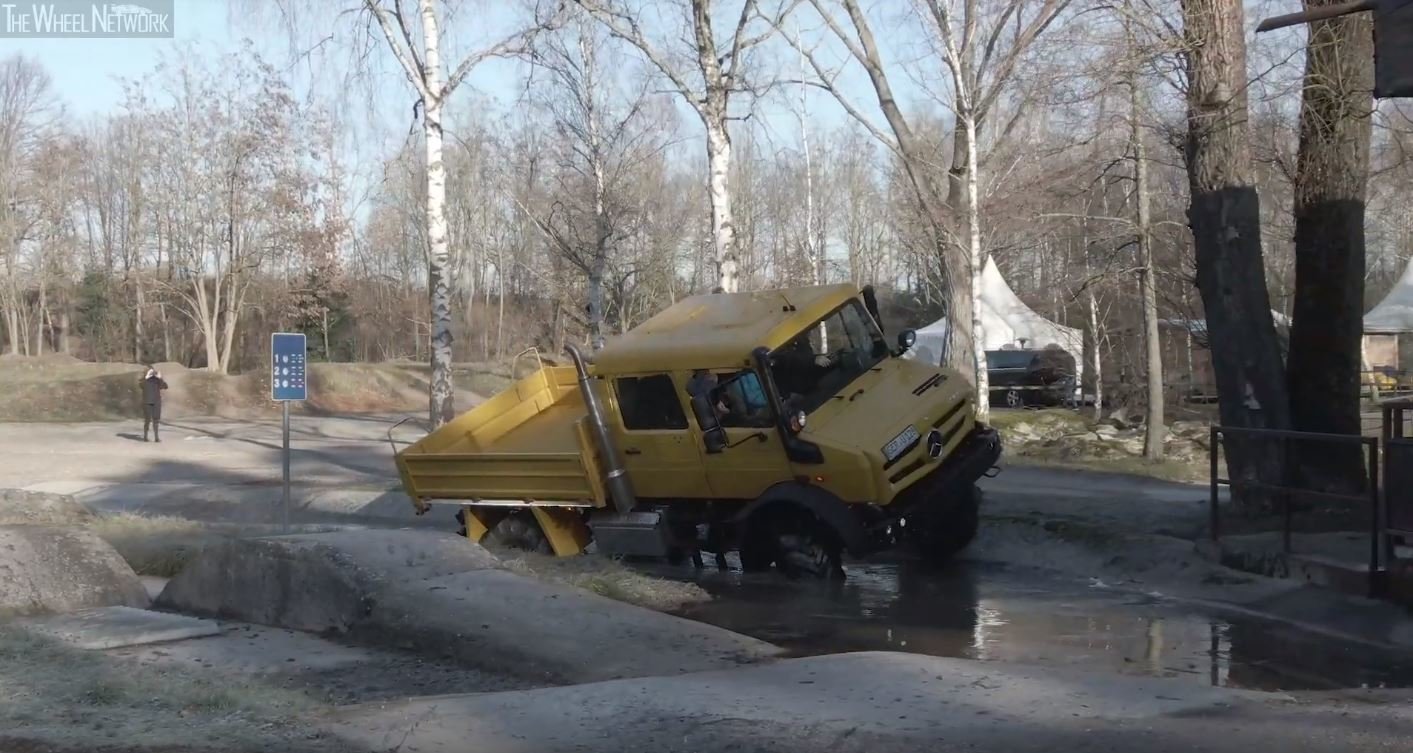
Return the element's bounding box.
[270,333,307,401]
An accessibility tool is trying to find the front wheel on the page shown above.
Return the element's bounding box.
[908,484,981,565]
[741,512,844,580]
[1004,389,1025,408]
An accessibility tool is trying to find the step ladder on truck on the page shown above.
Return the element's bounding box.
[392,283,1003,579]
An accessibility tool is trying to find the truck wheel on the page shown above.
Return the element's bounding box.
[776,530,844,581]
[909,485,981,564]
[488,512,552,555]
[1004,389,1024,408]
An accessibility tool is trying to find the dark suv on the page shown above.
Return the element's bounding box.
[987,348,1077,408]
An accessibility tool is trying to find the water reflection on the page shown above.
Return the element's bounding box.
[656,558,1412,691]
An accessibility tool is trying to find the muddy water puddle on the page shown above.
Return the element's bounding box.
[645,560,1413,692]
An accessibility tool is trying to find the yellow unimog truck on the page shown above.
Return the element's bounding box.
[394,283,1001,578]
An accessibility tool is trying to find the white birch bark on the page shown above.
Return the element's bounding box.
[704,114,738,293]
[962,112,989,423]
[419,0,456,424]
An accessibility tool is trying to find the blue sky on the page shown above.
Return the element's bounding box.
[8,0,903,157]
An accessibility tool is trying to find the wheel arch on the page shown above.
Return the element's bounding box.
[733,482,867,553]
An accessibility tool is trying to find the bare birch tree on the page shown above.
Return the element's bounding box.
[258,0,562,424]
[571,0,794,293]
[0,56,54,356]
[786,0,1070,421]
[523,11,674,349]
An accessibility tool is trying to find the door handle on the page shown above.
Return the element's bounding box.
[624,447,642,455]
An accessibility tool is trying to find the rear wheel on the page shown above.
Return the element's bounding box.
[1004,389,1025,408]
[487,512,552,554]
[908,484,982,565]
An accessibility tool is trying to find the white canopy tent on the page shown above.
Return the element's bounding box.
[904,257,1085,380]
[1365,257,1413,334]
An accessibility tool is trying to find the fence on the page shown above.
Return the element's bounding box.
[1381,400,1413,540]
[1208,426,1383,596]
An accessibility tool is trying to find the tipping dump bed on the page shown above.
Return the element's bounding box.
[396,366,608,507]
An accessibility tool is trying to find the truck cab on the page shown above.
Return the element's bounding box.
[396,283,1002,578]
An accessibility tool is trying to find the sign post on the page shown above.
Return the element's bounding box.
[270,333,308,533]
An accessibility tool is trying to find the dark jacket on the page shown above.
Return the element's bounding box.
[141,374,168,404]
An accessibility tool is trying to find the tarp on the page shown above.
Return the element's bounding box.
[1365,257,1413,334]
[905,257,1085,376]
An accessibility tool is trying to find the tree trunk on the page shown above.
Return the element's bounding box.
[2,300,17,355]
[1132,83,1165,459]
[421,0,456,427]
[58,308,69,355]
[962,114,989,423]
[133,275,145,363]
[35,275,46,357]
[944,122,978,385]
[1286,0,1374,493]
[704,116,739,294]
[1182,0,1291,511]
[1087,287,1104,421]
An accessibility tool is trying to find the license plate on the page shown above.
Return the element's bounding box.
[883,425,921,462]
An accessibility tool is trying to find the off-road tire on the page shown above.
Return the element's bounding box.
[738,535,775,573]
[775,531,845,580]
[488,512,552,554]
[909,484,982,564]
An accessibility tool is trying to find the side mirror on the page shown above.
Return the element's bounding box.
[690,393,728,453]
[897,329,917,353]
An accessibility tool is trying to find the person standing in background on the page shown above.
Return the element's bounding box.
[141,366,168,442]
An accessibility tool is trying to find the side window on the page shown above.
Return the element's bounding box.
[718,371,773,428]
[616,374,688,430]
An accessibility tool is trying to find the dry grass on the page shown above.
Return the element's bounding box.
[0,355,515,422]
[0,625,327,752]
[499,551,709,612]
[85,514,227,578]
[0,503,230,578]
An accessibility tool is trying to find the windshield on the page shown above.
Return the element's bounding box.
[768,300,888,414]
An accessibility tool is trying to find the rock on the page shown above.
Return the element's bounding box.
[1094,424,1121,438]
[0,488,96,525]
[0,525,150,617]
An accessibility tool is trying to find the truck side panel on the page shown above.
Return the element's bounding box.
[396,366,608,507]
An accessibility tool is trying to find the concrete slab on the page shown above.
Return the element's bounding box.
[18,606,219,649]
[330,651,1270,753]
[110,622,375,674]
[0,525,149,616]
[0,488,95,524]
[158,528,781,684]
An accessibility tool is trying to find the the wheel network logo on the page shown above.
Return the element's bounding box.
[0,2,174,38]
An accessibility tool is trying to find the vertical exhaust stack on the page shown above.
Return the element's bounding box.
[565,345,638,514]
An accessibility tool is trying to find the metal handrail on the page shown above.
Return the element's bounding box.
[511,347,545,380]
[1208,425,1383,597]
[385,416,427,457]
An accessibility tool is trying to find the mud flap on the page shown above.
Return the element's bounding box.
[460,505,493,543]
[530,507,592,557]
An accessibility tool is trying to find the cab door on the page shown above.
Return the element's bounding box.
[611,373,709,499]
[698,369,792,501]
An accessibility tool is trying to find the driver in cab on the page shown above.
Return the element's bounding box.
[771,335,836,400]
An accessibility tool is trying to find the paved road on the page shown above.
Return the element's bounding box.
[0,413,1213,525]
